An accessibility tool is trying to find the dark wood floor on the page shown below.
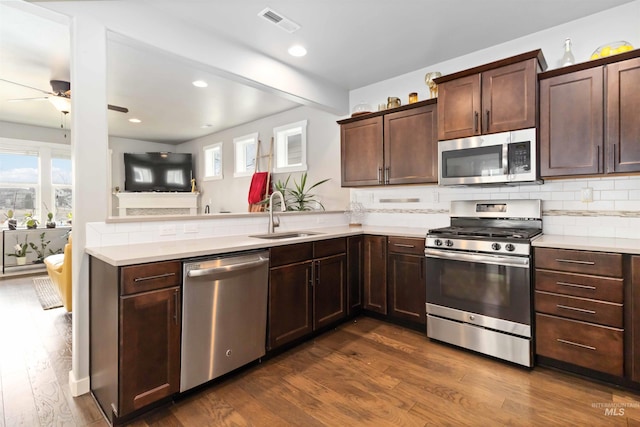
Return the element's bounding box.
[2,275,640,426]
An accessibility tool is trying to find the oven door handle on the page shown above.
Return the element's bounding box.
[424,248,529,268]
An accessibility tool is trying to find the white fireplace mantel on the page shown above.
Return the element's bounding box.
[115,192,199,216]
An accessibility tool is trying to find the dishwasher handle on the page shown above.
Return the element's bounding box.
[186,257,269,278]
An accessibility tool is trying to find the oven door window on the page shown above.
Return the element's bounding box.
[441,145,504,178]
[426,257,530,325]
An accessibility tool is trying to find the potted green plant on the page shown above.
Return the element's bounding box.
[272,172,330,211]
[5,209,17,230]
[24,212,39,229]
[43,203,56,228]
[29,232,52,263]
[7,235,30,265]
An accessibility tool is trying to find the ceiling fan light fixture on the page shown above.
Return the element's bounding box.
[48,95,71,113]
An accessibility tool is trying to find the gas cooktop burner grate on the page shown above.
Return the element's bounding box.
[428,226,541,240]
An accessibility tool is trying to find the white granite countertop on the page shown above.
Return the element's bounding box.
[86,225,428,266]
[532,234,640,255]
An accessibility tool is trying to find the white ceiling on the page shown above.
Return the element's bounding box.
[0,0,634,144]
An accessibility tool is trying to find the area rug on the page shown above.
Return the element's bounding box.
[33,276,63,310]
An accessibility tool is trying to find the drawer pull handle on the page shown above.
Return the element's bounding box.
[134,272,176,282]
[555,258,595,265]
[557,338,596,351]
[556,281,596,290]
[394,243,415,248]
[556,304,596,314]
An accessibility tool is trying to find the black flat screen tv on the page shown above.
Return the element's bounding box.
[124,152,193,192]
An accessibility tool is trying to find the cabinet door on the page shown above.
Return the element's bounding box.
[540,68,604,177]
[314,254,346,329]
[268,261,313,350]
[607,57,640,173]
[340,116,384,186]
[387,252,426,325]
[481,58,537,134]
[347,236,363,316]
[384,104,438,184]
[437,73,481,140]
[363,235,387,314]
[119,286,180,416]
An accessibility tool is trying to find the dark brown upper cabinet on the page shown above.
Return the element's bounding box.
[339,99,437,187]
[435,50,546,140]
[539,49,640,178]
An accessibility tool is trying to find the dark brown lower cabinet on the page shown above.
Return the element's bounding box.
[629,256,640,382]
[268,259,313,350]
[347,236,363,316]
[387,237,426,325]
[363,235,387,314]
[120,286,181,415]
[268,239,346,351]
[90,257,182,424]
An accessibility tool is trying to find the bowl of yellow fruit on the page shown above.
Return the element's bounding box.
[591,41,634,60]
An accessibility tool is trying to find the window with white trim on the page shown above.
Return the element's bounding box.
[273,120,307,173]
[233,132,258,178]
[51,154,72,222]
[0,141,72,227]
[203,142,223,180]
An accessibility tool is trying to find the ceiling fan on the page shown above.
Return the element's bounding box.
[2,78,129,114]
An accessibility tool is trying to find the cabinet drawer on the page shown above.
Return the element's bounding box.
[121,261,182,296]
[535,291,623,328]
[314,238,346,258]
[270,242,313,268]
[387,237,425,255]
[534,248,622,277]
[536,313,623,377]
[535,269,623,303]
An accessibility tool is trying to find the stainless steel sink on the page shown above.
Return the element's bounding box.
[249,231,323,240]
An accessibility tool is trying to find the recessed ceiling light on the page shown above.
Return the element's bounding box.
[129,118,142,123]
[201,124,213,129]
[192,80,208,88]
[288,45,307,57]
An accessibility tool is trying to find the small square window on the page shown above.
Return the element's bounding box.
[273,120,307,173]
[203,142,223,180]
[233,133,258,177]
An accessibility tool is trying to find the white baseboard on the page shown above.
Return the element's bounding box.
[69,370,90,397]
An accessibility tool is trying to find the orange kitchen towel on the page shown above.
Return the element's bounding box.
[248,171,270,204]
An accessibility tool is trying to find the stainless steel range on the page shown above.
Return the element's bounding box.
[425,199,542,367]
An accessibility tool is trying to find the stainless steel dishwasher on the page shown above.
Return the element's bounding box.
[181,250,269,392]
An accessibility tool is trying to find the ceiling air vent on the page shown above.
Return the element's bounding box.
[258,7,301,33]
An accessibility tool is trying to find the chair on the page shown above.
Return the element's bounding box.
[44,234,72,312]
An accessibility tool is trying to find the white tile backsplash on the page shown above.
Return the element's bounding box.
[350,176,640,238]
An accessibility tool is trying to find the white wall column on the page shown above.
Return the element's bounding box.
[69,14,109,396]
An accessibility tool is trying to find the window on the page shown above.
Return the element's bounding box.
[0,151,38,221]
[233,133,258,178]
[51,155,72,222]
[0,141,72,228]
[273,120,307,173]
[203,142,223,180]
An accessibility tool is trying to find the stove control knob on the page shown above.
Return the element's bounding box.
[445,240,454,247]
[434,239,443,246]
[505,243,516,252]
[491,243,502,251]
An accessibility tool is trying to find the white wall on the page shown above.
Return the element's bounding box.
[348,0,640,239]
[177,106,350,213]
[0,120,71,144]
[349,1,640,111]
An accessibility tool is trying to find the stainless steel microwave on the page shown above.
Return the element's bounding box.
[438,128,540,186]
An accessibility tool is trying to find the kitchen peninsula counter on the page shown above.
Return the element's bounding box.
[86,225,428,266]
